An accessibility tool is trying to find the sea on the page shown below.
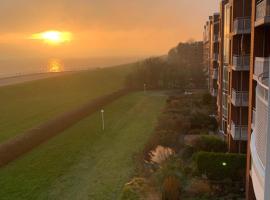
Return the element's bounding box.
[0,56,145,78]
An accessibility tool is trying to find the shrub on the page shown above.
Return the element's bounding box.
[185,179,211,197]
[190,136,227,153]
[154,157,184,185]
[180,145,195,161]
[149,146,175,165]
[187,129,202,135]
[190,113,217,131]
[121,177,149,200]
[202,93,214,105]
[193,152,246,181]
[162,176,182,200]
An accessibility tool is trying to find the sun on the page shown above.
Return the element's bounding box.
[31,31,72,45]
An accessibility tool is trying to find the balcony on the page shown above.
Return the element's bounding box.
[212,68,218,79]
[252,108,256,130]
[230,121,248,141]
[213,53,219,61]
[232,55,250,71]
[231,89,249,107]
[250,72,270,200]
[255,0,270,27]
[254,57,270,80]
[211,88,217,97]
[222,106,228,119]
[233,17,251,35]
[213,34,219,43]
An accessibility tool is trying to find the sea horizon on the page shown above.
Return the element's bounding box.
[0,56,148,78]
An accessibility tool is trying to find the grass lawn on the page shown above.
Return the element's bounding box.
[0,91,166,200]
[0,64,133,142]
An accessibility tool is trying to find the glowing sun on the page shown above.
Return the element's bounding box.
[31,31,72,45]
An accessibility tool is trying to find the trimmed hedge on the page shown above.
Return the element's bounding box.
[194,152,246,181]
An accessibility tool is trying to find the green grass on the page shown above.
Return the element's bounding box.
[0,64,133,142]
[0,91,166,200]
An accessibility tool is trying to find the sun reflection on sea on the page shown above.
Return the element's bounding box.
[47,59,64,73]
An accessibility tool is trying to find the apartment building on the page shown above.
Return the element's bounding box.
[204,14,220,97]
[205,0,270,199]
[203,21,210,84]
[217,0,229,138]
[246,0,270,199]
[222,0,252,153]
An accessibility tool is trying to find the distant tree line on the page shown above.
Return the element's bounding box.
[126,41,206,90]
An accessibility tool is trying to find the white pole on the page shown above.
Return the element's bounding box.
[101,109,105,131]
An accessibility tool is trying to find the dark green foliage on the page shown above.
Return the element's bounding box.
[181,145,195,161]
[190,112,218,131]
[202,93,214,105]
[193,152,246,181]
[126,42,205,90]
[192,136,227,153]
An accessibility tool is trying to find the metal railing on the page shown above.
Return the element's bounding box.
[213,53,219,61]
[211,88,218,97]
[232,55,250,71]
[213,34,219,42]
[254,73,269,167]
[252,108,256,130]
[254,57,270,78]
[231,89,249,107]
[256,0,270,21]
[212,68,218,79]
[231,121,248,141]
[233,17,251,34]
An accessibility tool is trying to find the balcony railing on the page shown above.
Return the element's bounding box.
[231,89,249,107]
[213,53,219,61]
[254,57,270,79]
[213,34,219,42]
[230,121,248,141]
[211,88,218,97]
[222,106,228,119]
[232,55,250,71]
[252,108,256,130]
[256,0,270,25]
[212,68,218,79]
[233,17,251,34]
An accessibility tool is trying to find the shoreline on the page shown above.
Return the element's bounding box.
[0,71,80,87]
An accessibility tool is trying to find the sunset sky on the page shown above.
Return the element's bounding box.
[0,0,219,59]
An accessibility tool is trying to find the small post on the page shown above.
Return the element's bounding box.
[101,109,105,131]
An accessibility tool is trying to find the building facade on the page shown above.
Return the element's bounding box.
[204,0,270,199]
[246,0,270,199]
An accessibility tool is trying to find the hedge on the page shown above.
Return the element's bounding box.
[193,152,246,181]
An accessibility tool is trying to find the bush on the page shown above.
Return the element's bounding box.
[190,112,217,131]
[162,176,182,200]
[193,152,246,181]
[202,93,213,105]
[121,177,149,200]
[180,145,195,161]
[190,136,227,153]
[154,157,184,185]
[185,179,211,197]
[187,129,203,135]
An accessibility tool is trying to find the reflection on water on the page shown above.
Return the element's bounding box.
[47,59,64,73]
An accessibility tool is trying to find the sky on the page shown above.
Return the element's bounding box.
[0,0,219,59]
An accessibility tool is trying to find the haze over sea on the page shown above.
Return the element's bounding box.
[0,56,144,78]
